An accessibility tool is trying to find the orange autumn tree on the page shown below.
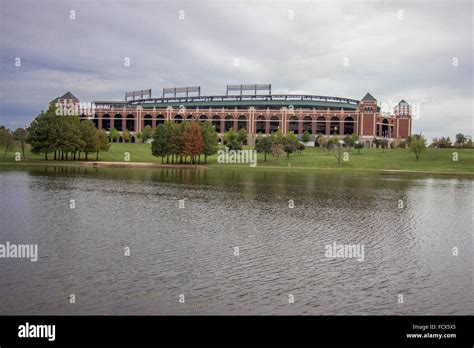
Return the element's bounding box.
[182,121,204,164]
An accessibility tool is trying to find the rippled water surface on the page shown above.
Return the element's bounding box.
[0,165,472,315]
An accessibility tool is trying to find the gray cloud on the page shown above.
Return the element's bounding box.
[0,0,472,140]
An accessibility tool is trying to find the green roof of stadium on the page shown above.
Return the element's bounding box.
[137,99,358,110]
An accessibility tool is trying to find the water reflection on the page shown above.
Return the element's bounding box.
[0,165,472,315]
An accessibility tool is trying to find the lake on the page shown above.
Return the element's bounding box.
[0,165,472,315]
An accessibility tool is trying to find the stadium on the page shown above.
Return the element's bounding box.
[51,84,412,146]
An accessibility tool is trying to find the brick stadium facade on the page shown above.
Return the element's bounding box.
[50,86,412,146]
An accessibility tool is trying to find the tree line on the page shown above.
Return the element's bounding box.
[151,120,218,164]
[255,130,306,161]
[0,126,27,160]
[431,133,472,148]
[26,105,110,160]
[3,107,471,164]
[109,125,154,143]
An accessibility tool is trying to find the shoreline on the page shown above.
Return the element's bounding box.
[0,160,205,170]
[1,160,473,176]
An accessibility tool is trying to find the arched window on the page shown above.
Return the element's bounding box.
[330,116,340,134]
[224,115,233,131]
[289,116,298,134]
[256,116,266,134]
[212,115,221,132]
[156,114,165,126]
[270,116,280,133]
[316,116,326,134]
[237,115,247,130]
[343,117,354,135]
[102,114,110,131]
[144,114,152,128]
[92,114,99,129]
[303,116,312,133]
[382,118,389,137]
[126,114,135,131]
[114,114,123,131]
[174,115,183,123]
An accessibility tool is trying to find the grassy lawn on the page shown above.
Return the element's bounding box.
[1,143,473,173]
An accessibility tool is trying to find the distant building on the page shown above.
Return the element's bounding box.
[50,85,412,146]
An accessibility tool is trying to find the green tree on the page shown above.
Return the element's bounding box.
[177,122,188,164]
[455,133,467,148]
[151,123,168,163]
[78,120,99,160]
[53,116,67,160]
[110,128,119,142]
[200,121,218,164]
[301,130,311,143]
[237,128,248,145]
[63,117,84,160]
[255,135,273,161]
[162,122,177,163]
[432,137,452,148]
[96,129,110,160]
[343,134,358,148]
[13,128,27,160]
[397,138,407,148]
[465,136,472,148]
[283,132,298,159]
[354,141,364,153]
[409,134,427,160]
[141,125,153,143]
[270,129,285,145]
[136,131,142,143]
[27,107,58,160]
[166,121,183,164]
[223,128,242,151]
[1,127,14,160]
[122,129,130,143]
[297,142,305,155]
[378,139,388,152]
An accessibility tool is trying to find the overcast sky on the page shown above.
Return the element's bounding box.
[0,0,472,140]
